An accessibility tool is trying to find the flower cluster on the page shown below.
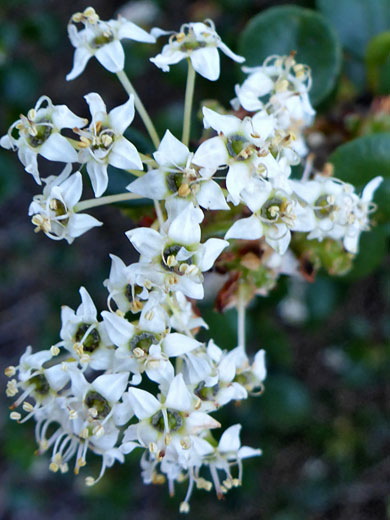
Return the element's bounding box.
[2,5,383,513]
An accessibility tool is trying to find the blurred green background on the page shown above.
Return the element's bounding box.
[0,0,389,519]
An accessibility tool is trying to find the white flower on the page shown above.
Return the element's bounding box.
[66,7,155,80]
[128,130,229,210]
[28,165,102,244]
[193,106,282,205]
[226,176,315,255]
[126,201,228,299]
[77,93,143,196]
[232,54,315,129]
[59,286,113,369]
[292,174,383,253]
[150,20,244,81]
[0,96,86,184]
[124,374,220,455]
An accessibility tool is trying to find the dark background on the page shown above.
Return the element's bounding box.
[0,1,389,519]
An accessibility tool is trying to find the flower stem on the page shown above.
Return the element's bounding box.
[182,59,196,147]
[154,200,164,229]
[116,70,160,149]
[237,285,246,350]
[74,192,143,212]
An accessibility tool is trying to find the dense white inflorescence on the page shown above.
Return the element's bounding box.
[2,6,382,513]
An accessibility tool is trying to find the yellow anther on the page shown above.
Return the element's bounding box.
[196,478,213,491]
[152,473,166,485]
[178,183,190,197]
[179,502,190,514]
[23,401,34,413]
[167,255,178,268]
[180,437,191,450]
[50,346,60,356]
[49,462,59,472]
[164,433,172,446]
[6,379,18,397]
[4,366,16,377]
[69,409,78,420]
[133,347,145,359]
[101,134,113,147]
[10,411,21,421]
[85,476,95,486]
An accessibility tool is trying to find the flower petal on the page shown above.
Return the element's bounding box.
[225,215,263,240]
[108,96,135,135]
[163,333,202,357]
[95,40,125,73]
[110,137,142,170]
[40,133,78,162]
[191,46,220,81]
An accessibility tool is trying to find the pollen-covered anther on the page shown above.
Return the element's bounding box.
[223,478,233,489]
[80,427,89,439]
[164,433,172,445]
[23,401,34,413]
[275,79,289,92]
[73,342,84,357]
[196,477,213,491]
[167,255,178,268]
[101,134,113,147]
[78,136,92,148]
[144,309,155,321]
[4,366,16,377]
[69,409,78,420]
[179,502,190,514]
[10,411,21,421]
[49,462,59,472]
[60,463,69,473]
[80,354,91,363]
[194,397,202,410]
[180,436,191,450]
[88,407,98,418]
[93,424,105,437]
[6,379,18,397]
[85,476,95,487]
[50,345,60,356]
[149,442,158,454]
[133,347,145,359]
[152,473,166,485]
[232,478,241,487]
[61,361,68,372]
[131,300,143,312]
[32,214,51,233]
[77,457,87,468]
[178,183,191,197]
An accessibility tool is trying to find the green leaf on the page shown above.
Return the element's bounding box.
[317,0,390,58]
[238,6,342,105]
[366,31,390,94]
[329,133,390,223]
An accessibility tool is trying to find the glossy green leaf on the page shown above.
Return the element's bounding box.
[317,0,390,58]
[329,133,390,223]
[238,6,342,105]
[366,31,390,94]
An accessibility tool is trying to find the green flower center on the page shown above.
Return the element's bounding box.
[194,381,220,401]
[129,332,158,354]
[28,374,50,396]
[166,171,184,194]
[151,409,183,432]
[314,195,334,219]
[91,30,114,49]
[28,120,52,147]
[261,197,284,222]
[75,323,101,353]
[161,244,193,274]
[84,390,111,419]
[227,135,251,160]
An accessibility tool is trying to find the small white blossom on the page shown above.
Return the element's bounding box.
[28,165,102,244]
[66,6,155,80]
[150,20,244,81]
[128,130,229,210]
[77,93,143,196]
[0,96,86,184]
